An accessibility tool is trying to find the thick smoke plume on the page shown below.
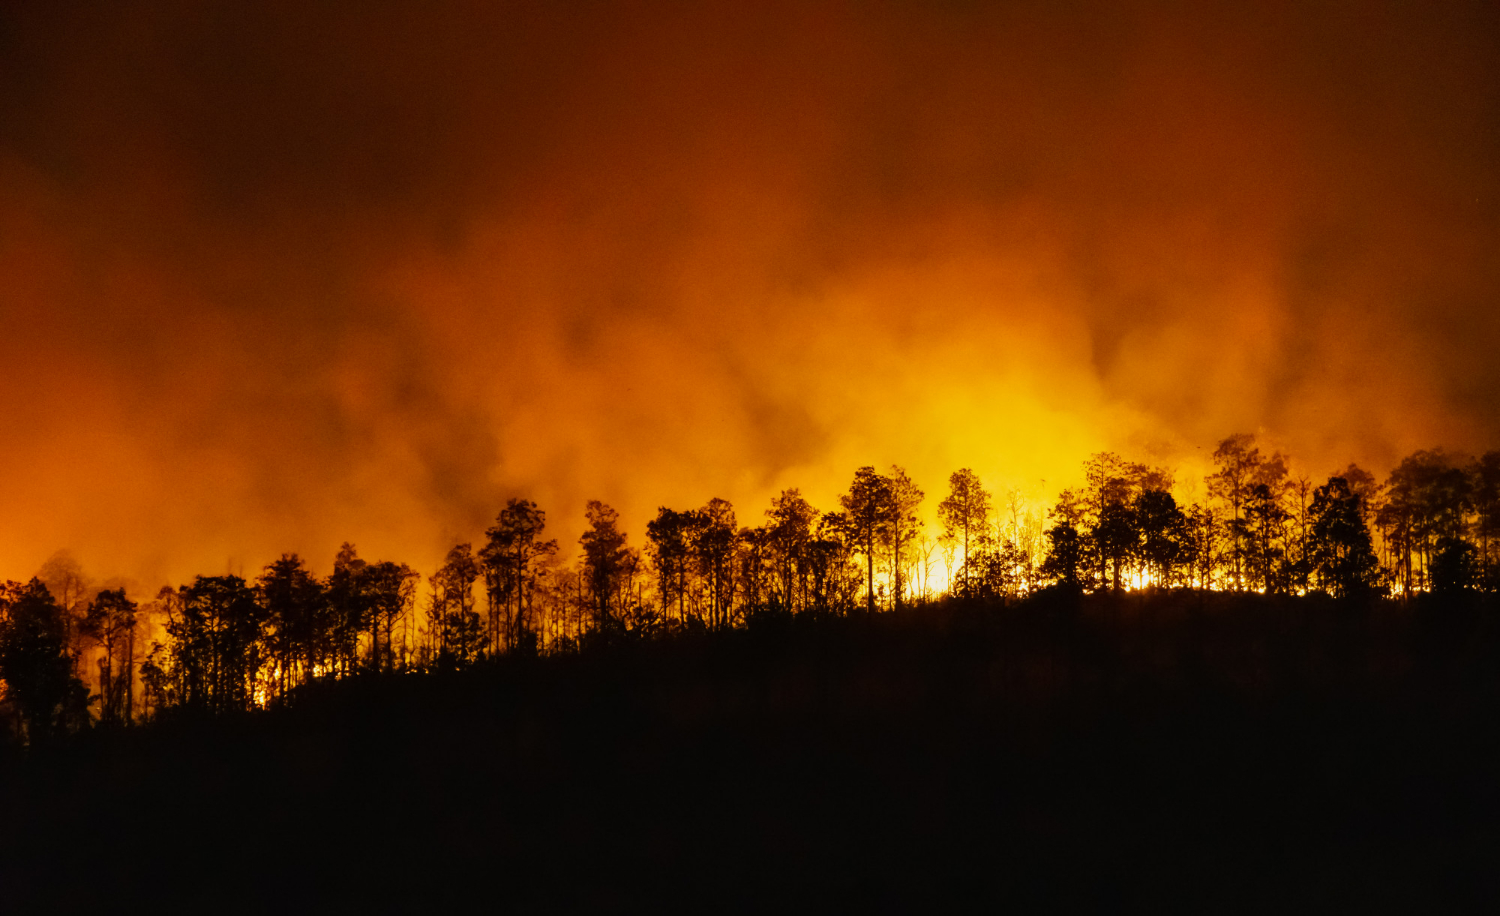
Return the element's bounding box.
[1,0,1497,585]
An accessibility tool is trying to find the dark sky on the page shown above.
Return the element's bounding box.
[1,0,1498,585]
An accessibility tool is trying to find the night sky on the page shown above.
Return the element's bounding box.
[1,0,1497,586]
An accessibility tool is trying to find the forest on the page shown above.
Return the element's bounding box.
[0,432,1495,743]
[3,433,1500,907]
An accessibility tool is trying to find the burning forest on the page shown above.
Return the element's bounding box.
[3,0,1500,908]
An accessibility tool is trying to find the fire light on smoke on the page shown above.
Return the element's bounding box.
[0,0,1496,588]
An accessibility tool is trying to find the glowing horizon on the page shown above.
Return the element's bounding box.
[1,1,1497,591]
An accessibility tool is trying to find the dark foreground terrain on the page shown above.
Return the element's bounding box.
[4,590,1500,911]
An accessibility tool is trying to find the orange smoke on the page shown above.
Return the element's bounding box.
[0,0,1497,588]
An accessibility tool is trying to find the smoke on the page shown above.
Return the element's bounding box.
[1,0,1497,586]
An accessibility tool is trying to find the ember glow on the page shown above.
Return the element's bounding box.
[1,0,1497,586]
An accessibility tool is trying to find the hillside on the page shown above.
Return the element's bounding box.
[3,590,1499,910]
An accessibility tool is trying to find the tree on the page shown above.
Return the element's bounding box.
[693,498,737,628]
[36,551,92,690]
[808,512,860,613]
[1431,536,1479,595]
[36,550,90,623]
[430,544,483,667]
[258,554,325,699]
[645,507,699,623]
[839,467,895,613]
[151,575,266,715]
[1207,434,1262,590]
[1285,475,1316,595]
[1039,523,1086,590]
[1076,452,1173,591]
[939,469,991,598]
[998,489,1044,592]
[1182,503,1221,590]
[1380,450,1472,596]
[884,466,924,610]
[1469,452,1500,589]
[1134,489,1187,588]
[138,587,182,718]
[0,579,89,744]
[1206,435,1291,591]
[580,501,630,633]
[364,560,420,670]
[765,489,818,612]
[735,524,771,615]
[195,575,266,713]
[482,499,559,653]
[1043,489,1097,592]
[1050,488,1089,529]
[1094,500,1138,592]
[1243,482,1291,593]
[327,544,370,676]
[1307,476,1383,599]
[961,540,1030,600]
[81,588,138,726]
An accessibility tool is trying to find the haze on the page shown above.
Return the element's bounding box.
[1,0,1497,586]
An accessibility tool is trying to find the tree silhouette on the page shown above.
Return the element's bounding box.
[431,544,484,667]
[939,469,991,598]
[1469,452,1500,589]
[1182,503,1221,590]
[81,588,137,726]
[1284,475,1316,595]
[694,498,737,629]
[0,579,89,744]
[258,554,326,699]
[1094,500,1138,592]
[1244,482,1291,594]
[808,512,859,612]
[580,501,630,634]
[154,575,265,715]
[960,540,1030,600]
[1431,536,1479,595]
[482,499,559,653]
[646,507,700,623]
[363,560,420,670]
[33,439,1500,737]
[839,467,896,613]
[1135,489,1187,588]
[1307,476,1383,599]
[1380,450,1472,595]
[1040,522,1086,591]
[35,552,94,696]
[1074,453,1172,592]
[1208,435,1264,590]
[883,467,924,610]
[735,524,770,614]
[765,489,818,612]
[328,544,371,676]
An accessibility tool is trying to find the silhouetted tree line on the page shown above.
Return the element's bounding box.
[1032,436,1499,601]
[2,434,1498,742]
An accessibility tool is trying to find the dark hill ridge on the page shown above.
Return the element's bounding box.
[3,591,1500,910]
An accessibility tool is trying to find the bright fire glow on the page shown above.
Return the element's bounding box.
[0,1,1493,594]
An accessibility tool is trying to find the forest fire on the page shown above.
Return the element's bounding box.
[0,433,1477,727]
[0,0,1492,731]
[1,4,1499,907]
[0,0,1496,594]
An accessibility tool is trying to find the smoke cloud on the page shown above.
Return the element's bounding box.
[1,0,1497,585]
